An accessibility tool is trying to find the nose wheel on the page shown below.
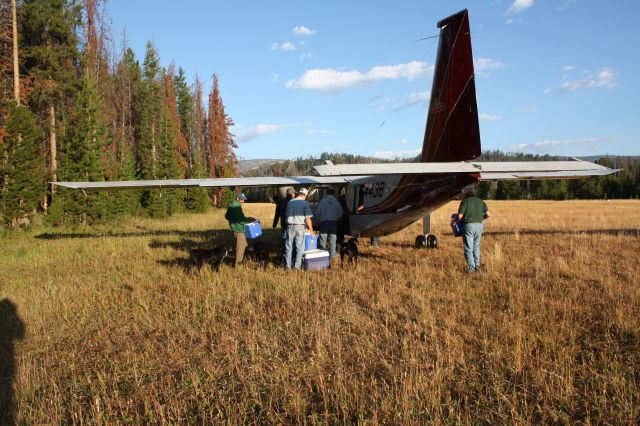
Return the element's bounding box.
[415,234,437,249]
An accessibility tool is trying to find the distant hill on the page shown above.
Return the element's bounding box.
[237,159,285,173]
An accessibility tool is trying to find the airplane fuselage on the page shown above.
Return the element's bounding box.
[343,172,479,237]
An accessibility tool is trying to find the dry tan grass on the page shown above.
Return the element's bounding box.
[1,200,639,424]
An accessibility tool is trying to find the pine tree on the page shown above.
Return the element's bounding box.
[191,75,208,174]
[19,0,82,209]
[206,74,237,206]
[0,103,45,227]
[176,68,208,211]
[495,180,524,200]
[112,135,139,217]
[136,41,165,215]
[111,46,142,216]
[51,73,109,226]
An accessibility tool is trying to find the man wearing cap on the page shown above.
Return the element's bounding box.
[284,188,315,269]
[225,192,255,267]
[453,188,490,273]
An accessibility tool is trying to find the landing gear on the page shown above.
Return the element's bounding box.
[370,236,380,247]
[415,234,437,249]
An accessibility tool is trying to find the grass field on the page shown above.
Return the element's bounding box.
[1,200,639,424]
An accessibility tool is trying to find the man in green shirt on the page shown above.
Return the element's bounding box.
[454,188,490,273]
[224,192,255,267]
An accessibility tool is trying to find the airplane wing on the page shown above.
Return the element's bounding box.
[54,176,359,191]
[310,160,619,180]
[55,160,618,191]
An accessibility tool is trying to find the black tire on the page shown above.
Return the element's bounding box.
[426,234,438,249]
[415,235,427,248]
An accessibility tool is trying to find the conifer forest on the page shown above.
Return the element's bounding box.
[0,0,235,228]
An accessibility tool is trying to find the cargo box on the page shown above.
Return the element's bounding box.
[304,232,318,251]
[303,249,330,271]
[451,213,463,237]
[245,221,262,239]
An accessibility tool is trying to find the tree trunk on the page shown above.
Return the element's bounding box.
[49,104,57,192]
[11,0,19,105]
[151,122,156,177]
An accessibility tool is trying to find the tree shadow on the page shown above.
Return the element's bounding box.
[35,228,218,240]
[0,299,25,426]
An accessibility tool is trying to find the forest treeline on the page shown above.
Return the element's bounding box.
[476,151,639,200]
[0,0,236,228]
[241,152,395,178]
[243,151,640,201]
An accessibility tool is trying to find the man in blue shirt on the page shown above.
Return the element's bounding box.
[284,188,315,269]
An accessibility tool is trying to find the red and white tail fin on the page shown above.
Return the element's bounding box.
[421,9,481,163]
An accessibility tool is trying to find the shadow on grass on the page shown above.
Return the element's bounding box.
[35,228,220,240]
[0,299,25,426]
[149,229,285,272]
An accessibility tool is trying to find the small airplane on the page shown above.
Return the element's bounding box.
[56,9,618,248]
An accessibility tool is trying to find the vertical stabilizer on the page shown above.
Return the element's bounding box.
[421,9,480,162]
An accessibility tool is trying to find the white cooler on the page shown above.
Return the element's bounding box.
[302,249,330,271]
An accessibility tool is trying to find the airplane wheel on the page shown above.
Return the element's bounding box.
[426,234,438,249]
[415,235,427,248]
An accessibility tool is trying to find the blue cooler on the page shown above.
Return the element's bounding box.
[304,232,318,251]
[245,221,262,239]
[303,249,330,271]
[451,213,463,237]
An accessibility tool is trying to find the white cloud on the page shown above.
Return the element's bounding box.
[561,65,576,72]
[373,148,422,160]
[236,122,310,143]
[299,53,313,61]
[392,91,430,112]
[479,112,503,121]
[511,136,615,153]
[272,74,280,83]
[286,61,431,91]
[475,58,506,71]
[368,95,395,113]
[559,67,617,92]
[271,41,296,51]
[474,58,506,77]
[506,0,535,15]
[293,26,316,36]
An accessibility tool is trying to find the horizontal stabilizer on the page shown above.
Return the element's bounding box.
[480,169,621,180]
[311,160,617,178]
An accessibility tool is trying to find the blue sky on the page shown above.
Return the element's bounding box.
[107,0,639,160]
